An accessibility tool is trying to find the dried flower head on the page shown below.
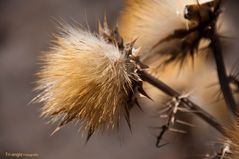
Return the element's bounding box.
[119,0,217,66]
[119,0,216,95]
[33,20,147,138]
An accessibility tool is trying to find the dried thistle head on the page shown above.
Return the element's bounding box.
[119,0,219,66]
[119,0,216,92]
[119,0,194,52]
[33,20,146,138]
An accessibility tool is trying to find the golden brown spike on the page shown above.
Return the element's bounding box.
[98,19,104,35]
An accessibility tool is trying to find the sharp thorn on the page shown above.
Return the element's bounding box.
[156,143,169,148]
[157,106,172,114]
[177,107,199,113]
[135,98,143,111]
[127,38,138,48]
[169,128,187,134]
[103,14,109,30]
[50,116,73,136]
[125,108,132,133]
[138,86,153,101]
[85,127,94,144]
[51,126,62,136]
[160,114,169,118]
[98,19,103,34]
[175,119,195,127]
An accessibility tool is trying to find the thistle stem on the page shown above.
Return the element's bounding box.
[139,70,226,136]
[211,34,238,115]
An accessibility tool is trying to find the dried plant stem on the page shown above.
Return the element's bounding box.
[211,34,238,114]
[139,70,226,136]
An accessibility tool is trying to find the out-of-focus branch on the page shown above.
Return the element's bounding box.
[211,34,238,115]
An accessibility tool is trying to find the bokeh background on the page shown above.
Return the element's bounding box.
[0,0,239,159]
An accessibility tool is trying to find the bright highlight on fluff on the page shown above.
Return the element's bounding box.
[33,24,141,137]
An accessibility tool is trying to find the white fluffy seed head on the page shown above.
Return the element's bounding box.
[33,25,139,133]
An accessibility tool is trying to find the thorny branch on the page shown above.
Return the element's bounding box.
[204,142,231,159]
[138,0,239,155]
[154,94,196,147]
[139,70,226,136]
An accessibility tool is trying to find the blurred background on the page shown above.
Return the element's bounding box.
[0,0,239,159]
